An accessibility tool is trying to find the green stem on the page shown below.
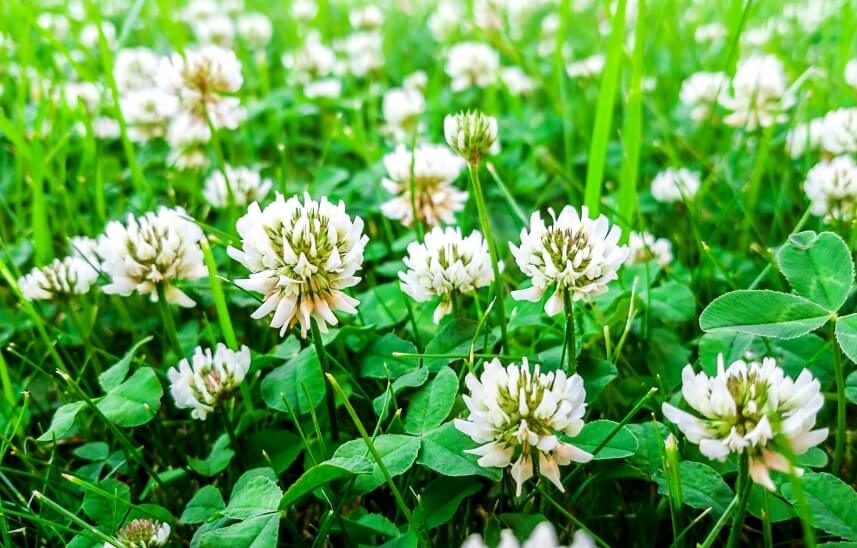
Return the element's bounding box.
[310,319,339,442]
[562,291,576,373]
[831,320,846,475]
[699,491,741,548]
[468,163,508,351]
[408,131,424,240]
[155,284,184,359]
[726,454,752,548]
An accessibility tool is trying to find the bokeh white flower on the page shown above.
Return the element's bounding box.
[679,71,728,123]
[627,231,673,267]
[500,66,536,96]
[203,165,272,208]
[565,54,605,79]
[168,344,251,420]
[18,257,99,302]
[228,193,368,338]
[462,522,594,548]
[455,358,593,495]
[804,155,857,222]
[400,227,494,323]
[382,87,425,141]
[651,168,701,203]
[720,54,793,130]
[510,206,629,316]
[785,118,824,158]
[820,107,857,155]
[445,42,499,92]
[663,355,828,490]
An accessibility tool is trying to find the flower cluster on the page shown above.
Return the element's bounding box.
[204,165,272,208]
[663,355,827,490]
[228,193,368,337]
[463,522,595,548]
[381,144,468,228]
[106,518,170,548]
[444,111,499,164]
[510,206,629,316]
[400,227,494,323]
[455,358,593,495]
[18,256,98,302]
[627,232,674,267]
[803,155,857,222]
[445,42,499,91]
[168,344,251,420]
[719,54,793,130]
[679,71,728,123]
[98,207,207,307]
[651,168,701,203]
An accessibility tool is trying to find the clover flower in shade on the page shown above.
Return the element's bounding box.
[105,518,170,548]
[445,42,500,92]
[168,344,251,420]
[500,66,536,96]
[785,118,824,158]
[627,231,673,267]
[565,54,605,79]
[662,356,828,490]
[237,13,273,50]
[114,48,161,91]
[228,193,369,338]
[381,144,468,228]
[18,256,99,302]
[804,155,857,222]
[510,206,629,316]
[158,45,244,138]
[204,165,272,208]
[399,227,494,323]
[679,71,728,123]
[455,358,593,496]
[444,110,499,164]
[846,59,857,89]
[651,167,701,203]
[462,522,595,548]
[97,207,207,307]
[820,107,857,155]
[382,87,425,142]
[719,54,794,130]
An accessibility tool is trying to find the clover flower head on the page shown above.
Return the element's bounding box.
[97,207,207,307]
[428,0,465,42]
[292,0,318,21]
[500,66,536,96]
[349,5,383,30]
[204,165,272,208]
[122,89,179,142]
[237,13,273,50]
[168,344,251,420]
[627,231,673,266]
[192,14,236,47]
[228,193,368,338]
[114,47,162,91]
[679,71,728,123]
[281,31,337,84]
[662,355,828,490]
[846,59,857,89]
[651,167,701,203]
[720,54,793,130]
[443,110,499,164]
[820,107,857,155]
[18,256,99,301]
[382,87,425,141]
[804,155,857,222]
[381,143,467,227]
[303,78,342,100]
[786,118,824,158]
[455,358,593,495]
[335,31,384,77]
[80,21,116,49]
[399,227,494,323]
[106,518,170,548]
[565,54,605,79]
[462,521,595,548]
[510,206,629,316]
[445,42,500,92]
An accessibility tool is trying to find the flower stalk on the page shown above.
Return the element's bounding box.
[156,283,184,358]
[311,318,339,442]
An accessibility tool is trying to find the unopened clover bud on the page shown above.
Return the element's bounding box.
[443,110,498,164]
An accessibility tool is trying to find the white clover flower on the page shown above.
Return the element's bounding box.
[662,356,828,490]
[444,110,499,164]
[192,14,236,47]
[349,5,383,30]
[105,518,170,548]
[91,117,121,140]
[720,54,793,130]
[281,32,337,84]
[18,257,99,301]
[122,89,179,142]
[237,13,273,50]
[403,70,428,92]
[500,66,536,96]
[429,0,465,42]
[204,165,272,208]
[180,0,222,21]
[168,344,251,420]
[627,231,673,267]
[58,82,102,113]
[336,31,384,77]
[820,107,857,155]
[510,206,629,315]
[445,42,500,92]
[804,155,857,222]
[382,87,425,141]
[228,193,368,338]
[304,78,342,100]
[158,45,244,140]
[114,48,162,91]
[381,144,467,227]
[565,54,605,79]
[694,22,727,43]
[651,167,701,203]
[400,227,494,323]
[679,71,728,123]
[455,358,593,495]
[80,21,116,49]
[742,26,773,47]
[462,522,594,548]
[785,118,824,158]
[97,207,207,307]
[292,0,318,22]
[168,140,210,171]
[846,59,857,89]
[36,13,70,41]
[69,235,103,273]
